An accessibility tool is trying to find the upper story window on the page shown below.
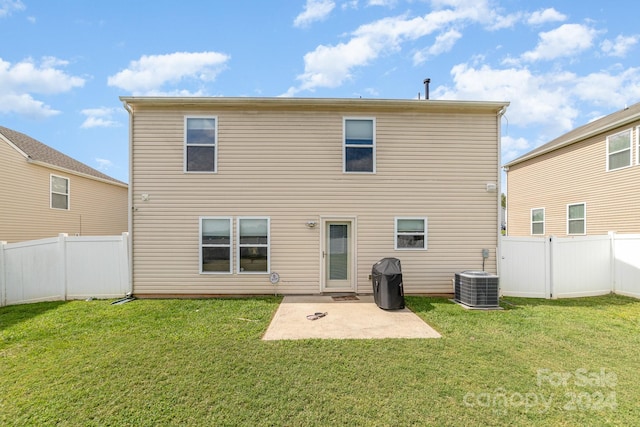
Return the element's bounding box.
[395,217,427,250]
[344,118,375,173]
[185,116,217,173]
[200,217,232,274]
[606,129,631,171]
[531,208,544,235]
[567,203,586,235]
[51,175,69,210]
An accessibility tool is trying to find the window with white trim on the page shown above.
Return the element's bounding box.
[567,203,586,235]
[344,118,375,173]
[637,126,640,166]
[51,175,69,210]
[606,129,631,171]
[185,116,217,172]
[531,208,544,235]
[395,217,427,250]
[238,217,270,273]
[200,217,232,273]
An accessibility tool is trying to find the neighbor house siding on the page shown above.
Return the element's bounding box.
[128,99,504,295]
[0,139,128,243]
[507,124,640,237]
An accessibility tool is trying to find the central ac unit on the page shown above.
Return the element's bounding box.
[454,271,499,308]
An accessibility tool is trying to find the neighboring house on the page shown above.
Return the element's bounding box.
[0,126,128,243]
[504,102,640,237]
[122,96,508,296]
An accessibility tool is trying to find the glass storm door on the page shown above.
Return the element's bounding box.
[324,221,354,291]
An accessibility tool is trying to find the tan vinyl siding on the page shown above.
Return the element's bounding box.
[129,101,503,295]
[507,123,640,237]
[0,140,128,243]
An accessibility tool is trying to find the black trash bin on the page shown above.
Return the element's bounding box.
[371,257,405,310]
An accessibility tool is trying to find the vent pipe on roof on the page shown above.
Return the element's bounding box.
[423,78,431,100]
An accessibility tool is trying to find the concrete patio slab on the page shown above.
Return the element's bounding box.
[262,295,441,340]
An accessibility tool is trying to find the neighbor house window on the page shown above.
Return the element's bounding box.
[200,217,232,273]
[567,203,586,235]
[531,208,545,235]
[51,175,69,210]
[606,129,631,171]
[395,217,427,250]
[185,116,217,172]
[344,118,375,173]
[238,217,270,273]
[637,126,640,165]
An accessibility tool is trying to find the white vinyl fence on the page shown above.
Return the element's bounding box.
[500,233,640,299]
[0,233,130,307]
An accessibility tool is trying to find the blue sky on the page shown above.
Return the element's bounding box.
[1,0,639,185]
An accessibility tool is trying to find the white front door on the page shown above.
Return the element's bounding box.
[322,220,355,292]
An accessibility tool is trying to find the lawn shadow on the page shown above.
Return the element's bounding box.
[500,293,639,309]
[405,296,452,313]
[0,301,68,331]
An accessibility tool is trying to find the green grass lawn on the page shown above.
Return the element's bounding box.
[1,294,639,426]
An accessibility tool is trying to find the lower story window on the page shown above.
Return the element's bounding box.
[531,208,545,235]
[238,217,270,273]
[395,217,427,250]
[567,203,586,235]
[200,217,232,273]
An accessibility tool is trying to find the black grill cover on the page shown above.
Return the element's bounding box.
[372,258,405,310]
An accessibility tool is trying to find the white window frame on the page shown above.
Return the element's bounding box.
[606,128,632,171]
[237,217,270,274]
[531,208,545,235]
[394,217,428,250]
[343,117,376,174]
[636,126,640,166]
[184,116,218,173]
[567,203,586,236]
[199,217,233,274]
[50,174,70,210]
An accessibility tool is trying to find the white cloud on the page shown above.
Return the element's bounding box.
[434,63,578,137]
[107,51,230,95]
[95,158,114,171]
[367,0,397,7]
[601,34,639,57]
[80,107,120,129]
[0,92,59,118]
[293,0,335,28]
[285,0,518,95]
[0,56,85,119]
[527,8,567,26]
[413,28,462,64]
[502,135,531,163]
[520,24,597,62]
[0,0,24,18]
[572,67,640,107]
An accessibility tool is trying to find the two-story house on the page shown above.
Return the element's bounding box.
[504,102,640,237]
[0,126,128,243]
[121,97,508,296]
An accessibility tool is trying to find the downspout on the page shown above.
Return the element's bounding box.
[497,105,508,280]
[123,100,134,298]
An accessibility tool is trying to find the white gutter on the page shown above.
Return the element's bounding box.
[122,99,134,297]
[497,105,509,278]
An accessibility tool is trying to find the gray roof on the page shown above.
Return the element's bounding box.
[504,101,640,168]
[0,126,126,186]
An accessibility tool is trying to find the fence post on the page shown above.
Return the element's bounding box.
[0,241,6,307]
[120,232,131,296]
[608,231,616,293]
[58,233,68,301]
[546,236,554,299]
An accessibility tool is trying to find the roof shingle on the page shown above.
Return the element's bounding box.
[0,126,126,186]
